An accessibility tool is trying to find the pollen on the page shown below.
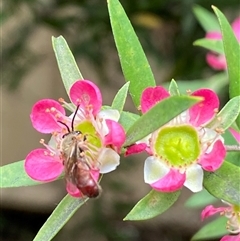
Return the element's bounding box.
[50,107,56,112]
[40,139,45,144]
[58,98,65,103]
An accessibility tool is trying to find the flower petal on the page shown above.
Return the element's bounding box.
[184,164,203,192]
[229,128,240,143]
[141,86,170,113]
[66,181,82,197]
[190,89,220,126]
[205,31,222,40]
[104,119,126,151]
[232,17,240,42]
[98,148,120,174]
[70,80,102,116]
[98,109,120,122]
[125,143,147,156]
[206,53,227,70]
[201,205,225,220]
[150,168,186,192]
[25,148,64,182]
[144,156,169,184]
[199,140,226,171]
[221,234,240,241]
[30,99,65,133]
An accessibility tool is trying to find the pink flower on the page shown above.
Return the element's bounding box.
[25,80,125,198]
[229,128,240,143]
[205,17,240,70]
[127,86,226,193]
[201,202,240,241]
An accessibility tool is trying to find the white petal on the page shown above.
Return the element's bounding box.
[98,148,120,174]
[98,109,120,122]
[199,127,224,153]
[144,156,169,184]
[184,164,203,192]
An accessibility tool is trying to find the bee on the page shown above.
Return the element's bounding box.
[59,105,101,198]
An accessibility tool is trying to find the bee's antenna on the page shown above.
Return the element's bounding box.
[72,105,80,131]
[57,121,71,133]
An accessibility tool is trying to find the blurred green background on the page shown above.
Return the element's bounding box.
[1,0,239,240]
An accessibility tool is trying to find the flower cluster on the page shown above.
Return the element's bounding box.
[202,202,240,241]
[205,17,240,70]
[25,80,126,197]
[127,86,226,193]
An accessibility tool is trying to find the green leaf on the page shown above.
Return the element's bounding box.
[212,7,240,98]
[52,36,83,97]
[168,79,180,96]
[193,5,220,32]
[124,190,181,221]
[193,39,224,54]
[164,73,228,95]
[0,160,42,187]
[124,95,201,146]
[108,0,156,107]
[119,111,140,132]
[191,216,228,240]
[185,189,217,208]
[212,6,240,129]
[33,194,87,241]
[207,96,240,130]
[111,82,130,112]
[203,161,240,205]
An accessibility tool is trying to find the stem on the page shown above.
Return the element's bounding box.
[225,145,240,152]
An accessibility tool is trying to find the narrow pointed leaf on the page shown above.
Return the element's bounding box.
[119,111,139,132]
[124,95,201,146]
[111,82,130,112]
[124,190,181,221]
[185,189,217,208]
[52,36,83,97]
[193,39,224,54]
[108,0,156,107]
[212,7,240,99]
[0,161,42,187]
[168,79,180,96]
[207,96,240,130]
[212,7,240,129]
[191,216,228,240]
[203,161,240,205]
[33,194,87,241]
[193,5,220,32]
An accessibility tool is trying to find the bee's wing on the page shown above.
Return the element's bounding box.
[64,141,79,181]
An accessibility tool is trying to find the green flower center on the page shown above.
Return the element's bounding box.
[154,125,200,167]
[75,121,102,148]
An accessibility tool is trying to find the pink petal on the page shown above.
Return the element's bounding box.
[150,169,186,192]
[104,120,126,151]
[25,148,64,182]
[199,140,226,171]
[229,128,240,143]
[141,86,170,113]
[125,143,147,156]
[205,31,222,40]
[66,181,82,197]
[201,205,225,220]
[189,89,220,126]
[232,17,240,42]
[69,80,102,116]
[221,234,240,241]
[206,53,227,70]
[30,99,65,133]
